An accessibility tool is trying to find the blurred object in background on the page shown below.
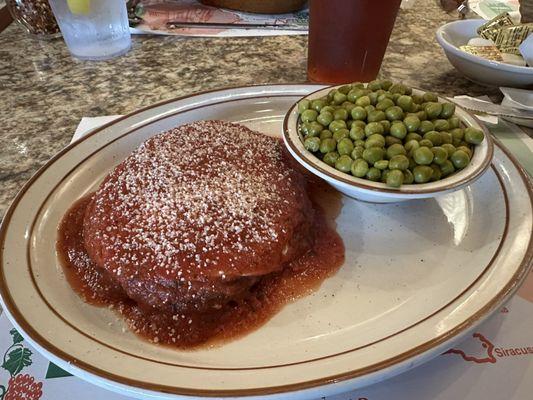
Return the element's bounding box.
[468,0,520,20]
[520,0,533,22]
[48,0,131,60]
[307,0,401,83]
[199,0,306,14]
[6,0,60,39]
[439,0,470,18]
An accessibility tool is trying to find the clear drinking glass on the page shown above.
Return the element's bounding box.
[48,0,131,60]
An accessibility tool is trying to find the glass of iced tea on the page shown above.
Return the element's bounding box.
[307,0,402,84]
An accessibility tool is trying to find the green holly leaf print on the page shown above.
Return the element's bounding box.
[1,347,32,376]
[9,329,24,345]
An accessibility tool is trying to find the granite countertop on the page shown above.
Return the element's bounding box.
[0,0,497,218]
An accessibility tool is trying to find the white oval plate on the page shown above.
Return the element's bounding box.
[0,85,532,400]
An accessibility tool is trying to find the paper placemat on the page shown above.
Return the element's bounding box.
[0,116,531,400]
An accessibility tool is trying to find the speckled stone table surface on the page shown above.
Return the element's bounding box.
[0,0,496,218]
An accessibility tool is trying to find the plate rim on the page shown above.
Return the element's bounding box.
[1,84,532,398]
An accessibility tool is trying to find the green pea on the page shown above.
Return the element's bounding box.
[451,150,470,169]
[451,128,464,142]
[413,165,433,183]
[368,110,386,122]
[431,146,448,165]
[405,132,423,142]
[304,137,320,152]
[337,138,354,156]
[298,99,310,114]
[413,146,434,165]
[381,80,393,90]
[364,105,375,114]
[364,122,384,137]
[381,169,390,183]
[377,93,394,102]
[320,130,333,139]
[346,120,354,129]
[333,108,348,121]
[352,120,366,130]
[425,103,443,119]
[418,120,434,134]
[355,95,371,107]
[385,135,403,147]
[424,131,442,146]
[306,122,324,137]
[387,143,407,158]
[354,139,365,147]
[390,122,408,139]
[389,83,406,95]
[392,93,401,102]
[368,92,379,105]
[433,119,450,132]
[408,156,417,170]
[351,106,367,121]
[457,145,473,158]
[338,84,351,94]
[412,94,424,104]
[317,111,333,127]
[319,138,337,154]
[366,167,382,181]
[423,92,438,102]
[374,160,389,170]
[405,140,420,153]
[343,102,356,113]
[440,160,455,177]
[397,95,414,112]
[385,106,404,121]
[323,151,339,166]
[363,147,385,165]
[440,132,453,145]
[404,115,421,132]
[301,109,318,123]
[430,164,442,181]
[333,128,350,142]
[329,120,347,133]
[347,88,365,102]
[351,146,365,160]
[417,110,428,121]
[448,116,461,129]
[335,155,353,173]
[349,126,365,141]
[365,134,386,148]
[386,169,404,188]
[403,169,414,184]
[321,105,335,114]
[464,127,485,145]
[440,102,456,119]
[419,139,434,148]
[333,91,347,105]
[441,143,456,157]
[311,99,326,112]
[389,155,409,170]
[376,98,395,111]
[327,89,337,101]
[367,80,382,91]
[380,120,391,134]
[351,158,369,177]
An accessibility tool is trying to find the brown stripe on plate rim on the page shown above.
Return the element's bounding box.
[0,85,531,397]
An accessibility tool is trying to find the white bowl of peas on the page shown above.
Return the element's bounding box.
[283,81,494,203]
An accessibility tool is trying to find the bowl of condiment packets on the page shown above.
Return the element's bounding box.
[436,13,533,88]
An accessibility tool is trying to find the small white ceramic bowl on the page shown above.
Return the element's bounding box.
[436,19,533,88]
[283,85,494,203]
